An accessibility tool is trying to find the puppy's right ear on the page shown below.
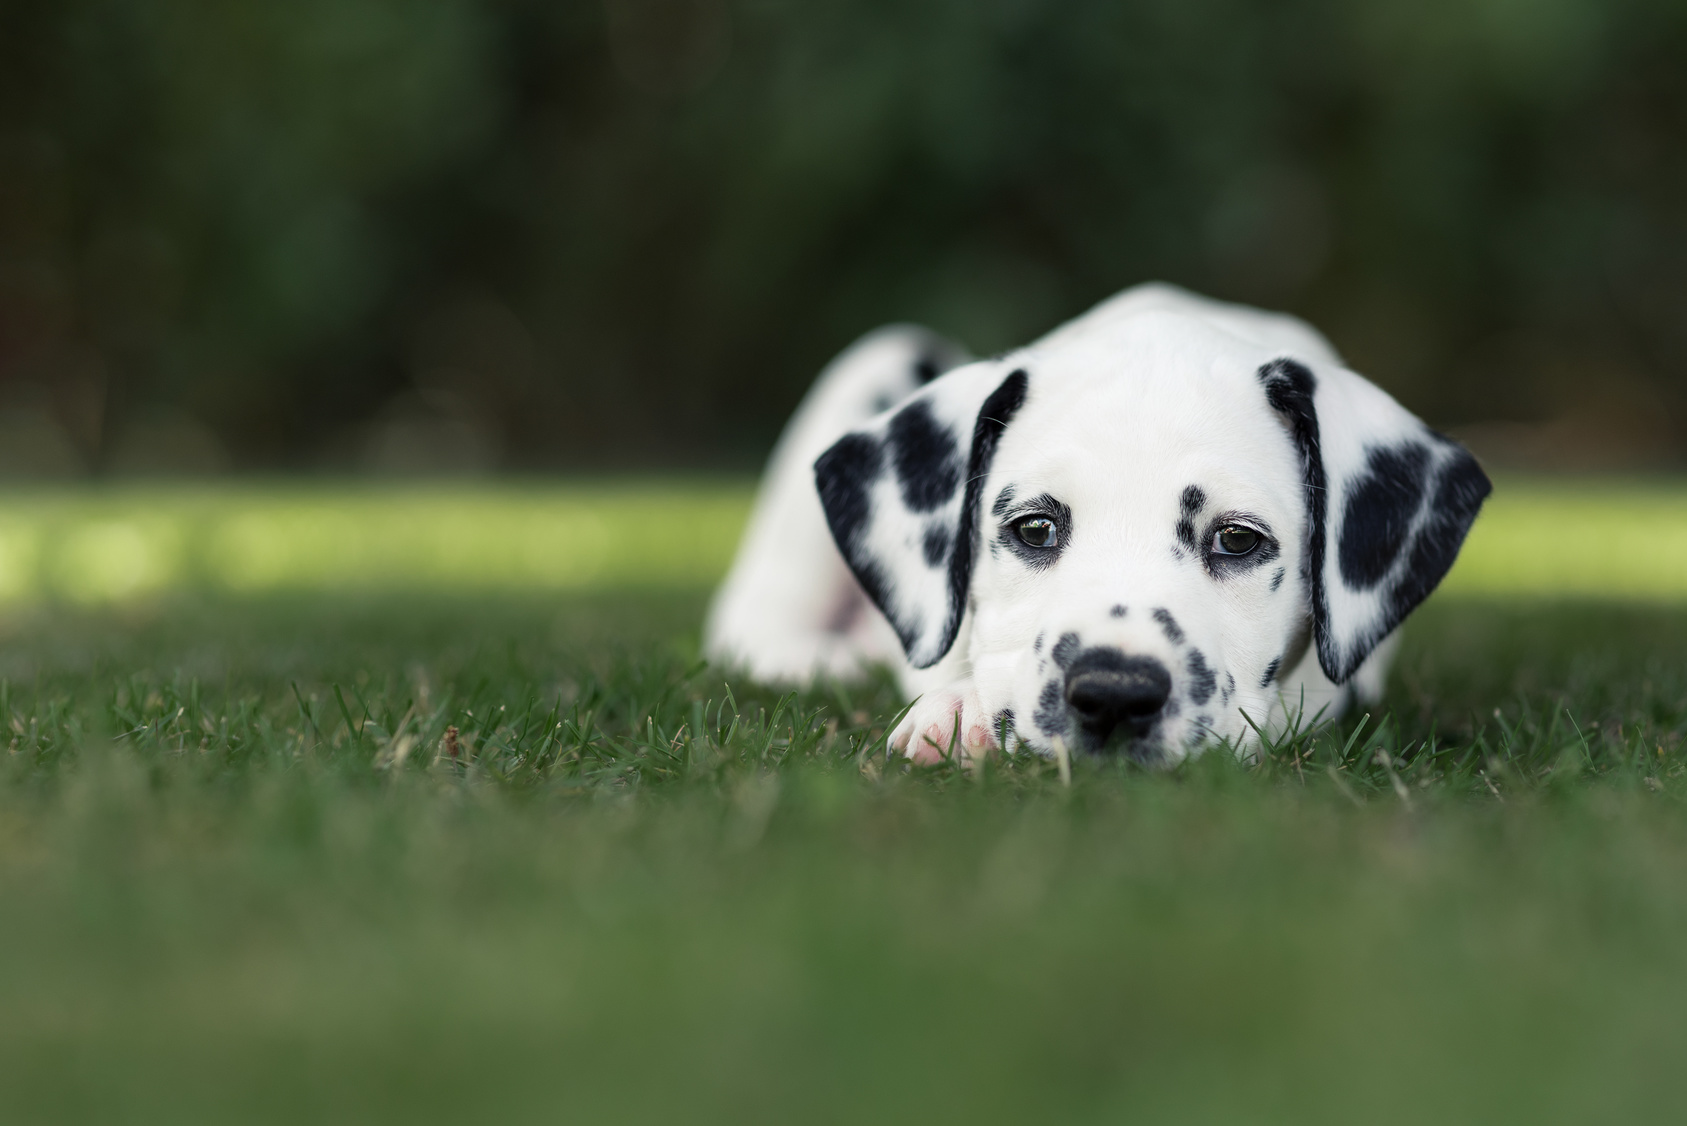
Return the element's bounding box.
[815,364,1029,669]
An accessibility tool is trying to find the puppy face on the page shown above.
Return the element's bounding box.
[815,308,1490,763]
[964,324,1309,761]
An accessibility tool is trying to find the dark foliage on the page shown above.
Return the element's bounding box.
[1,0,1684,471]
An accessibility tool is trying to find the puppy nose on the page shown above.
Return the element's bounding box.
[1064,649,1172,742]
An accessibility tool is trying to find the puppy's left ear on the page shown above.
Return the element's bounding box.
[814,365,1029,669]
[1260,359,1491,684]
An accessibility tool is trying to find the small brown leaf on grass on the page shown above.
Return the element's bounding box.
[441,725,460,763]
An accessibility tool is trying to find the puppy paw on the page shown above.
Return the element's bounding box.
[889,681,997,765]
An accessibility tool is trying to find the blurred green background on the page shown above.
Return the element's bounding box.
[0,479,1682,605]
[2,0,1684,475]
[8,9,1687,1120]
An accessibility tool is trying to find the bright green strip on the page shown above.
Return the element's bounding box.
[0,477,1679,603]
[1442,479,1687,598]
[0,482,755,602]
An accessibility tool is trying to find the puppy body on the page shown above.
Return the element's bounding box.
[706,284,1487,763]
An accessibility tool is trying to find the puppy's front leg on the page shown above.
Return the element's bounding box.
[888,680,997,765]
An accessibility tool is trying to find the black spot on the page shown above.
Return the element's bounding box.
[913,355,942,383]
[1186,650,1217,706]
[1224,672,1235,701]
[991,485,1017,517]
[1051,632,1081,670]
[814,433,882,555]
[922,523,952,568]
[1152,608,1184,646]
[1271,567,1285,592]
[1034,632,1045,653]
[1034,679,1067,737]
[1110,604,1127,619]
[1325,436,1489,684]
[887,400,961,513]
[1175,485,1205,552]
[1386,448,1492,626]
[1338,443,1432,590]
[993,708,1016,742]
[1260,656,1281,688]
[870,394,896,413]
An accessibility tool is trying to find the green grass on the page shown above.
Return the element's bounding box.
[4,483,1687,1124]
[0,474,1685,604]
[0,481,753,602]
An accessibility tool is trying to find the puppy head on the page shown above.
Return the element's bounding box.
[816,309,1490,763]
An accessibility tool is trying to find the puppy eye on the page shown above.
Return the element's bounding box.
[1212,525,1259,556]
[1015,516,1059,549]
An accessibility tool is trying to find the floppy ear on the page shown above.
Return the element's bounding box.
[815,365,1029,669]
[1259,358,1491,684]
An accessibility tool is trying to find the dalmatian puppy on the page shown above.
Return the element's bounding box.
[705,283,1490,764]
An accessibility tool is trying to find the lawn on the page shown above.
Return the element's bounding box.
[2,481,1687,1125]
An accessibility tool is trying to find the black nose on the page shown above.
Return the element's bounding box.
[1064,649,1172,744]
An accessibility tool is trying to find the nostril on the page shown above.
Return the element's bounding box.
[1063,651,1173,739]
